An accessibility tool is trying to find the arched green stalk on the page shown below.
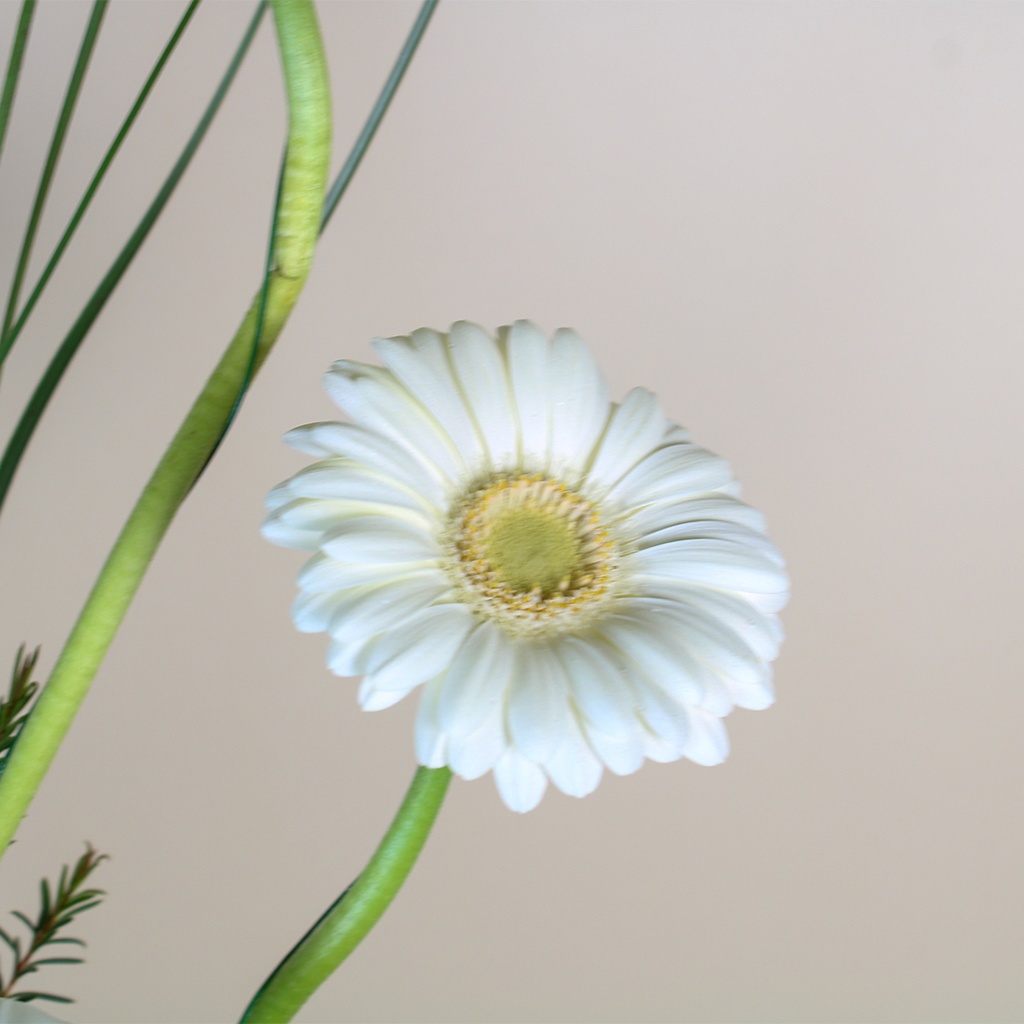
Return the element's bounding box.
[241,767,452,1024]
[0,0,331,856]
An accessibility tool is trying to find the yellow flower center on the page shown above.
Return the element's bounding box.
[447,474,616,635]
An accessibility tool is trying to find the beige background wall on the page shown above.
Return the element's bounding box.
[0,1,1022,1021]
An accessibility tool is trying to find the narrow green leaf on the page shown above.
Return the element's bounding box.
[0,1,267,517]
[0,0,36,170]
[320,0,437,231]
[0,0,202,368]
[38,879,50,922]
[14,992,73,1004]
[0,1,108,346]
[25,958,82,967]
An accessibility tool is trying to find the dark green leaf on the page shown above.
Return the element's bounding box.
[0,1,37,171]
[0,1,108,347]
[0,0,201,369]
[0,2,267,516]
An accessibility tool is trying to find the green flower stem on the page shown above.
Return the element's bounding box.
[0,0,330,856]
[241,766,453,1024]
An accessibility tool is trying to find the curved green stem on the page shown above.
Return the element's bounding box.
[0,0,331,856]
[241,767,452,1024]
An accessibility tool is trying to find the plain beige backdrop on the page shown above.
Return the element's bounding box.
[0,1,1022,1022]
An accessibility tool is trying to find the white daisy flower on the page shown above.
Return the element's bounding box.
[264,321,788,812]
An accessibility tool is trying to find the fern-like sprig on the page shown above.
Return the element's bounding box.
[0,646,40,779]
[0,844,107,1003]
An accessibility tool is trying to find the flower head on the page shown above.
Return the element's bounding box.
[264,321,788,811]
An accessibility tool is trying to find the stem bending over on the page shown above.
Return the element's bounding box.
[241,766,452,1024]
[0,0,331,855]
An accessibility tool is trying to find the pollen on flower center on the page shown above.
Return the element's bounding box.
[446,474,617,635]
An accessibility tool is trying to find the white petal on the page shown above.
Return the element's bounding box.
[285,421,447,507]
[543,718,603,798]
[326,633,377,677]
[268,493,435,542]
[493,749,548,812]
[446,321,519,469]
[447,710,507,781]
[327,573,450,646]
[633,540,789,595]
[506,642,572,762]
[363,603,475,692]
[320,516,439,565]
[292,589,349,633]
[374,330,487,471]
[617,597,768,691]
[630,677,690,756]
[358,675,412,711]
[262,509,321,550]
[285,460,429,514]
[608,444,734,505]
[623,495,767,537]
[323,361,463,482]
[547,328,611,479]
[728,671,776,711]
[639,583,783,662]
[584,726,646,776]
[600,613,706,706]
[663,424,693,444]
[298,553,434,595]
[640,725,688,764]
[503,320,551,470]
[438,621,513,738]
[639,519,785,566]
[684,707,731,766]
[415,676,448,767]
[557,635,638,740]
[585,388,671,493]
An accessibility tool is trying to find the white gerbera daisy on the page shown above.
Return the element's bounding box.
[264,321,788,812]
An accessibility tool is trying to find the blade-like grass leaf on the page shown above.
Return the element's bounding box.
[0,0,202,369]
[0,2,267,517]
[0,0,36,169]
[0,1,107,346]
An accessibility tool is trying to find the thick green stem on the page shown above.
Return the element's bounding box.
[0,0,331,855]
[241,766,452,1024]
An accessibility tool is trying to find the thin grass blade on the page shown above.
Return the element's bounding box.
[320,0,437,230]
[0,1,108,347]
[0,0,36,169]
[0,2,267,518]
[0,0,202,369]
